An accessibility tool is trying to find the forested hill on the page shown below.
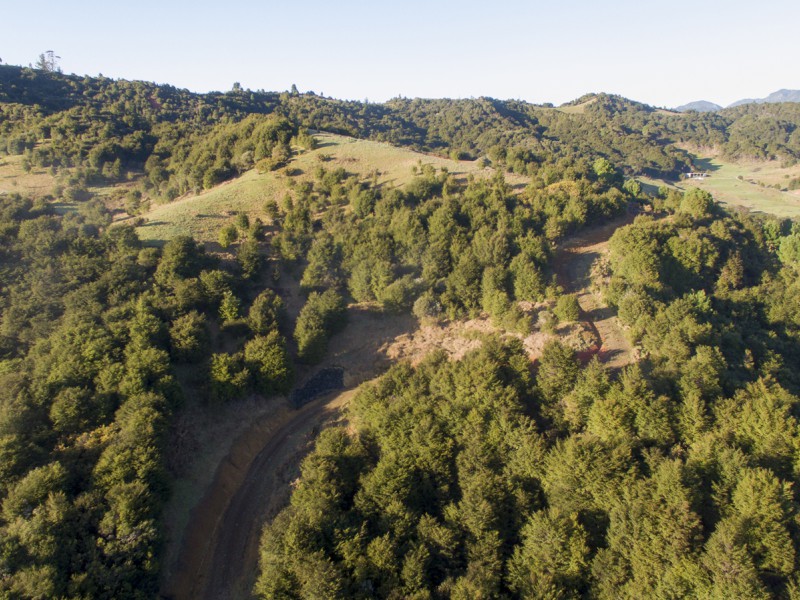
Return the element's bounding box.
[3,63,799,197]
[1,65,686,182]
[2,62,800,600]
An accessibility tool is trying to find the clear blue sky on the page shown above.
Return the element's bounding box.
[3,0,799,108]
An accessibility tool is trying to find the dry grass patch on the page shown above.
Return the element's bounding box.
[0,155,58,199]
[135,132,528,244]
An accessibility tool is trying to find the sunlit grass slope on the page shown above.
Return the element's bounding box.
[135,132,508,244]
[682,154,800,218]
[637,152,800,219]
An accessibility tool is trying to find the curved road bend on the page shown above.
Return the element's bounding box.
[163,390,352,600]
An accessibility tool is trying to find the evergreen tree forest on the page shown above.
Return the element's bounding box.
[256,198,800,599]
[1,63,800,598]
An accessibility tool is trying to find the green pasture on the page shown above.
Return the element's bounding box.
[637,153,800,219]
[135,132,501,244]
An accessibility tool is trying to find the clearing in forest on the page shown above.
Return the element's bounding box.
[135,133,526,245]
[0,154,58,199]
[555,215,635,369]
[163,215,634,599]
[642,150,800,218]
[683,154,800,218]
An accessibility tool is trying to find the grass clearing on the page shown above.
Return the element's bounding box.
[637,150,800,219]
[682,154,800,218]
[0,154,59,199]
[0,154,137,216]
[135,132,521,244]
[557,98,597,114]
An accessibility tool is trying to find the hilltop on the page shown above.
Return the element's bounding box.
[674,100,723,113]
[4,63,800,228]
[728,88,800,108]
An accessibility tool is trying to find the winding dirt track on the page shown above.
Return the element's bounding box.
[163,215,636,600]
[555,212,636,368]
[162,390,352,600]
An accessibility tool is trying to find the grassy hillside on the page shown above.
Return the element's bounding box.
[556,98,597,114]
[0,154,60,199]
[631,150,800,218]
[681,154,800,218]
[134,132,524,244]
[0,153,137,216]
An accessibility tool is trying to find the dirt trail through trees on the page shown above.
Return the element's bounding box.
[166,390,352,600]
[556,213,636,368]
[162,308,416,600]
[164,216,635,600]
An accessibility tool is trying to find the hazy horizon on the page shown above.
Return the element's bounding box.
[4,0,799,108]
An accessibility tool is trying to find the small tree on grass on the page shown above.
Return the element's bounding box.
[295,310,327,364]
[219,223,238,249]
[219,290,242,323]
[169,311,209,363]
[237,239,262,279]
[413,291,441,322]
[679,188,714,218]
[235,213,250,231]
[378,275,417,313]
[294,290,346,364]
[248,289,285,335]
[209,352,250,402]
[264,199,280,223]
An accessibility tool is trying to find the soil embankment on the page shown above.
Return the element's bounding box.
[166,390,351,600]
[162,308,415,600]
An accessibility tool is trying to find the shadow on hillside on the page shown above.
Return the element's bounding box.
[692,157,721,173]
[587,306,616,321]
[565,250,600,290]
[598,347,625,364]
[639,180,668,197]
[323,305,417,387]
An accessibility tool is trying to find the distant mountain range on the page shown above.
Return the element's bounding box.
[675,89,800,112]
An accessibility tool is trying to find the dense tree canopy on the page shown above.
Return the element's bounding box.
[257,204,800,599]
[0,190,293,596]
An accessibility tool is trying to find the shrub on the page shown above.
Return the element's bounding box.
[554,294,581,322]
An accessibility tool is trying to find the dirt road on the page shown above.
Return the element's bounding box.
[163,308,415,600]
[162,389,352,600]
[556,213,636,368]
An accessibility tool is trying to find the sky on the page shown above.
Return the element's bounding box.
[2,0,799,108]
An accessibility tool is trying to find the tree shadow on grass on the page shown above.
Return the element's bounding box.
[692,156,722,173]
